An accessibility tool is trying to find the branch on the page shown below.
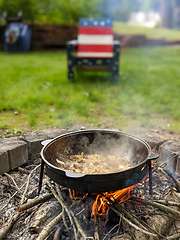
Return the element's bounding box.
[36,212,62,240]
[110,206,158,238]
[0,213,20,240]
[112,203,163,238]
[20,164,40,204]
[17,193,53,212]
[46,177,89,240]
[4,173,22,194]
[130,197,180,218]
[153,199,180,207]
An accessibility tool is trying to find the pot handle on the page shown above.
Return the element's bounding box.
[41,139,52,146]
[147,151,159,160]
[65,171,86,178]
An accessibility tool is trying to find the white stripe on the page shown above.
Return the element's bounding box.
[77,52,113,58]
[78,34,113,45]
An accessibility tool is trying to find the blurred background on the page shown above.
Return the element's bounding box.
[0,0,180,28]
[0,0,180,137]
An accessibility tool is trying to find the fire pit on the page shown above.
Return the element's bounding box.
[39,129,158,194]
[2,129,180,240]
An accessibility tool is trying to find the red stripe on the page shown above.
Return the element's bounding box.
[78,45,113,53]
[78,26,112,35]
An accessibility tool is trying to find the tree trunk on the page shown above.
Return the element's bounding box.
[160,0,173,28]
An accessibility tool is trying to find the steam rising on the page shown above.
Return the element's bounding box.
[67,131,149,168]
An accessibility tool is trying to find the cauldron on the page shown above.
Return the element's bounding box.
[40,129,158,193]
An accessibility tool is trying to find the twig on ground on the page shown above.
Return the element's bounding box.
[55,184,70,233]
[47,179,78,240]
[131,196,180,218]
[113,203,163,238]
[0,212,20,240]
[102,222,121,240]
[20,164,40,205]
[17,193,53,212]
[0,165,41,239]
[0,182,26,212]
[36,212,62,240]
[4,173,22,194]
[110,206,158,238]
[166,232,180,239]
[46,177,89,240]
[153,199,180,207]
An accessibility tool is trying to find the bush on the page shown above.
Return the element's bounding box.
[0,0,39,22]
[0,0,99,24]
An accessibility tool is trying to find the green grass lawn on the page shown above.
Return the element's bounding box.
[113,22,180,40]
[0,47,180,137]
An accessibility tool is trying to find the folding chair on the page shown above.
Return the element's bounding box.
[66,18,120,83]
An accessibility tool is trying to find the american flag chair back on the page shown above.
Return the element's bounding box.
[66,18,120,83]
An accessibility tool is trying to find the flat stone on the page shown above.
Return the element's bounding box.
[0,138,28,175]
[20,128,66,160]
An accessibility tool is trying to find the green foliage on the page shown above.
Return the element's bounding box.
[0,0,99,24]
[0,0,39,22]
[56,0,98,24]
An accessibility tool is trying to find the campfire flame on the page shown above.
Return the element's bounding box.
[92,185,137,217]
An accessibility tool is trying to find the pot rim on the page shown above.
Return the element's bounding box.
[40,129,156,177]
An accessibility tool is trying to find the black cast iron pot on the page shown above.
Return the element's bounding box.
[40,129,159,193]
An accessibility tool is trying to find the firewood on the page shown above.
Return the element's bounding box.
[20,164,40,204]
[153,199,180,207]
[110,206,158,238]
[17,193,53,212]
[130,197,180,218]
[36,212,62,240]
[0,212,20,240]
[29,200,62,234]
[46,176,89,240]
[0,164,41,240]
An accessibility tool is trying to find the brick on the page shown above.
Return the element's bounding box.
[158,141,180,173]
[127,129,167,151]
[20,128,66,160]
[0,138,28,174]
[0,150,9,175]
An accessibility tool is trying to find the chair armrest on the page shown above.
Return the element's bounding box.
[66,40,78,46]
[113,40,120,46]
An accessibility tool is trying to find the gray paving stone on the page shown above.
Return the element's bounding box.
[0,138,28,174]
